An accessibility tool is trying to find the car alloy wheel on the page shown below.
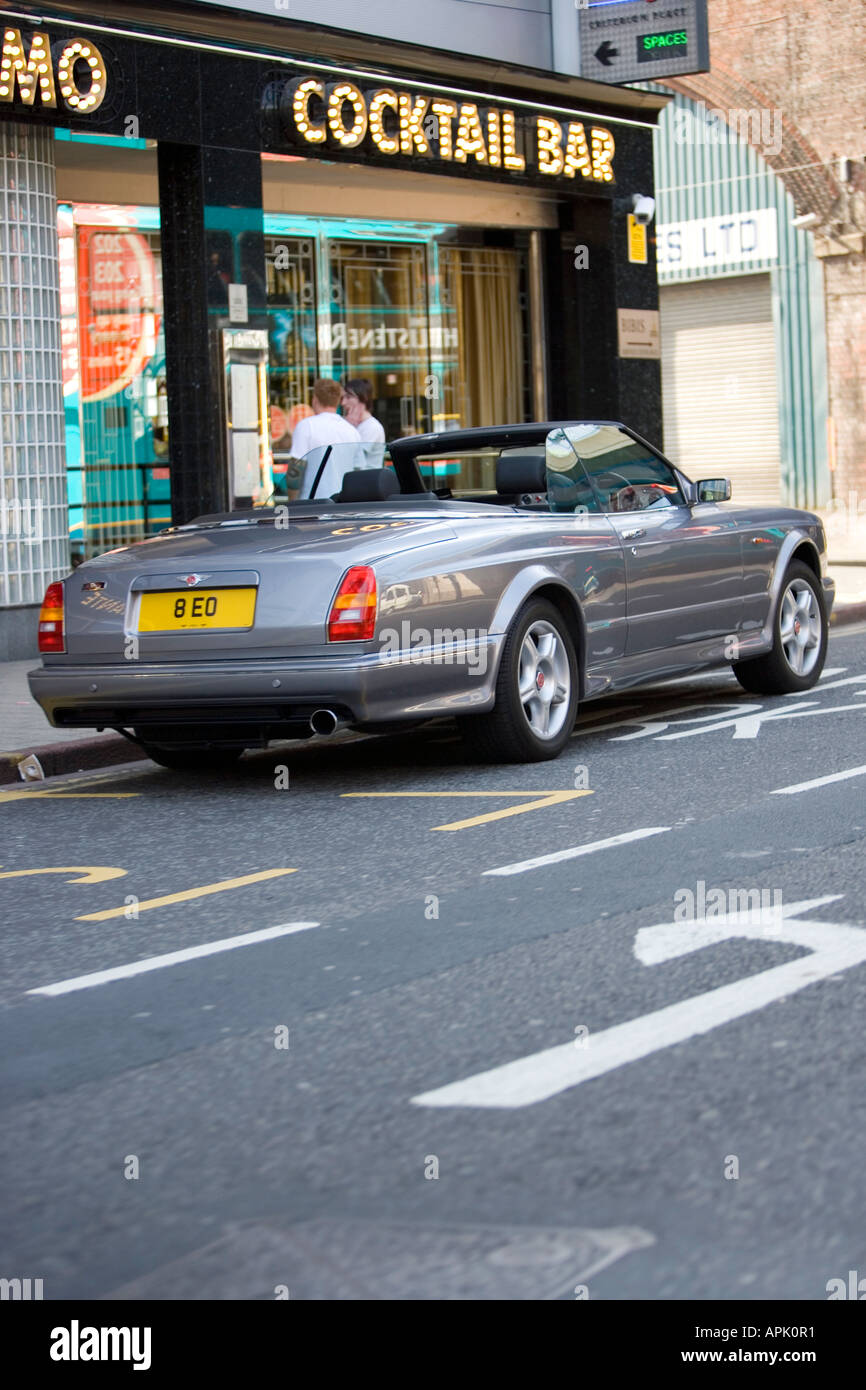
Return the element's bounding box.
[459,597,579,762]
[517,620,572,740]
[779,577,822,677]
[732,559,827,695]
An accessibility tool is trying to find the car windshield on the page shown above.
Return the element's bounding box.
[271,440,388,500]
[545,426,604,512]
[545,425,685,513]
[412,446,502,496]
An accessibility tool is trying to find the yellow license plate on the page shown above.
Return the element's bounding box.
[138,587,257,632]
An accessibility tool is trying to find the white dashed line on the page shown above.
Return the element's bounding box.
[771,764,866,796]
[27,922,320,997]
[483,827,671,878]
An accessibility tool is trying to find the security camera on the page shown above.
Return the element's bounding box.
[631,195,656,226]
[791,212,820,229]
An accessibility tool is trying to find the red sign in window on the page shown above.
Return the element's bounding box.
[76,229,160,402]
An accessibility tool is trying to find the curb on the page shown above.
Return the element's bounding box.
[0,733,147,786]
[830,600,866,627]
[3,602,864,785]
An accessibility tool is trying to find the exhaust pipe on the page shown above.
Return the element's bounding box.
[310,708,339,736]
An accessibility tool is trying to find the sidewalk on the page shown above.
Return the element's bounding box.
[3,555,865,783]
[817,503,866,614]
[817,505,866,567]
[0,659,146,783]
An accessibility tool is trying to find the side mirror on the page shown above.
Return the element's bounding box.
[696,478,732,503]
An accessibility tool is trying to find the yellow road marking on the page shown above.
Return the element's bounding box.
[0,767,146,804]
[341,789,593,831]
[432,791,592,830]
[0,865,127,885]
[76,868,297,921]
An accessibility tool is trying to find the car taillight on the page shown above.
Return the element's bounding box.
[328,566,377,642]
[38,581,65,653]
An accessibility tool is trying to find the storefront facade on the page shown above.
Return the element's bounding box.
[654,89,830,511]
[0,0,666,656]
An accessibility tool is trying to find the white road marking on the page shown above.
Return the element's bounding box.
[412,896,866,1109]
[786,672,863,696]
[659,700,866,740]
[27,922,320,997]
[483,826,671,878]
[771,764,866,796]
[585,701,757,741]
[575,671,856,743]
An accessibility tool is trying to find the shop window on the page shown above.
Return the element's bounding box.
[67,222,169,562]
[439,246,530,432]
[327,239,430,440]
[264,235,318,475]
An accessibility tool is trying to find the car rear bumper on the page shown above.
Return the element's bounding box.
[28,643,502,734]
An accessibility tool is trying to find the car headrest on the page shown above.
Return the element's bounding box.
[496,452,547,495]
[334,468,401,502]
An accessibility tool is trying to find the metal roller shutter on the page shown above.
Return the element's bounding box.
[660,275,782,505]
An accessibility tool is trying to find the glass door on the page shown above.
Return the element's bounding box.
[439,245,529,430]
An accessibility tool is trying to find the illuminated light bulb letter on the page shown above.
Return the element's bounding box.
[486,109,502,168]
[537,116,564,176]
[327,82,368,148]
[369,88,399,155]
[590,126,615,182]
[1,29,56,107]
[430,100,458,160]
[563,122,591,179]
[501,110,525,171]
[292,77,326,143]
[399,93,431,156]
[454,103,487,164]
[56,38,107,112]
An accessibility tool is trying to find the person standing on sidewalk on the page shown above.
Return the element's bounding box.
[341,378,386,467]
[290,379,363,499]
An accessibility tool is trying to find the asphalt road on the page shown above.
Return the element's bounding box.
[2,625,866,1301]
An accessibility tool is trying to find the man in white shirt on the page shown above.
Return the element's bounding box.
[291,379,364,499]
[341,378,387,468]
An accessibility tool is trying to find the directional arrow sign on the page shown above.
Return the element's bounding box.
[576,0,709,86]
[594,41,619,67]
[412,896,866,1109]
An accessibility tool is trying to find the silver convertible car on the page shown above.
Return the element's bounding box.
[29,422,834,767]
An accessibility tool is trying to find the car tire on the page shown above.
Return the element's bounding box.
[135,739,243,772]
[732,560,827,694]
[459,598,579,763]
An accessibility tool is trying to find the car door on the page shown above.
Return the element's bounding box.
[572,425,743,658]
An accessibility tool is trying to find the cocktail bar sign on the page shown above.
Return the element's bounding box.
[270,75,616,184]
